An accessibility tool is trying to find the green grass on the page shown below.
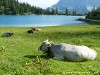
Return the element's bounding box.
[0,25,100,75]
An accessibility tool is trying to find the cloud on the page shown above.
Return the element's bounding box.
[19,0,59,9]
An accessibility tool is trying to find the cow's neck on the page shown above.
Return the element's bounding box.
[47,44,53,57]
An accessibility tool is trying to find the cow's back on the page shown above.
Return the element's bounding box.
[50,44,97,61]
[62,44,97,61]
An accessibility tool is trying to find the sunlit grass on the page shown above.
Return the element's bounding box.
[0,25,100,75]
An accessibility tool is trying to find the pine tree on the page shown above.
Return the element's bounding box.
[65,8,69,15]
[0,6,4,14]
[72,11,77,15]
[55,8,58,15]
[46,8,51,15]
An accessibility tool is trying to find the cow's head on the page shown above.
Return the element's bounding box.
[38,39,51,52]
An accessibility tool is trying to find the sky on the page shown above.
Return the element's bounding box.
[18,0,59,9]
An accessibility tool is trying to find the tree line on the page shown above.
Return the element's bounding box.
[86,7,100,20]
[0,0,78,15]
[0,0,60,15]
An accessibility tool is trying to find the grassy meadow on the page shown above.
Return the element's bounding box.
[0,25,100,75]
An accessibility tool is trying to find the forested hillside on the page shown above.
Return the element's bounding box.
[86,7,100,20]
[0,0,59,15]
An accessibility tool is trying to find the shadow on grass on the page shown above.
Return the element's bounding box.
[24,54,51,59]
[24,54,90,62]
[96,26,100,28]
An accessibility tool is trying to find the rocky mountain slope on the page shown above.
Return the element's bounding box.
[51,0,100,14]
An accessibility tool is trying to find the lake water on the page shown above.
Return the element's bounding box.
[0,15,87,27]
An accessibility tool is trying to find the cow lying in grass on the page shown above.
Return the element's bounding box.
[2,32,13,37]
[27,30,33,34]
[38,39,97,62]
[31,27,41,32]
[27,27,41,34]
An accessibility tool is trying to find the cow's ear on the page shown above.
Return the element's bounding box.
[45,39,48,42]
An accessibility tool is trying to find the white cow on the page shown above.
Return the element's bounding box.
[38,39,97,62]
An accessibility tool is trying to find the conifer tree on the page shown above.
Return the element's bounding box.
[72,11,77,15]
[65,8,69,15]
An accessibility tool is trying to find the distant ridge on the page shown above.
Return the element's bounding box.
[51,0,100,14]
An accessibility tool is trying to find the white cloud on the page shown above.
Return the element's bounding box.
[18,0,59,9]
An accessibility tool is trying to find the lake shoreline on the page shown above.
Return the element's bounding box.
[0,24,88,27]
[77,18,100,25]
